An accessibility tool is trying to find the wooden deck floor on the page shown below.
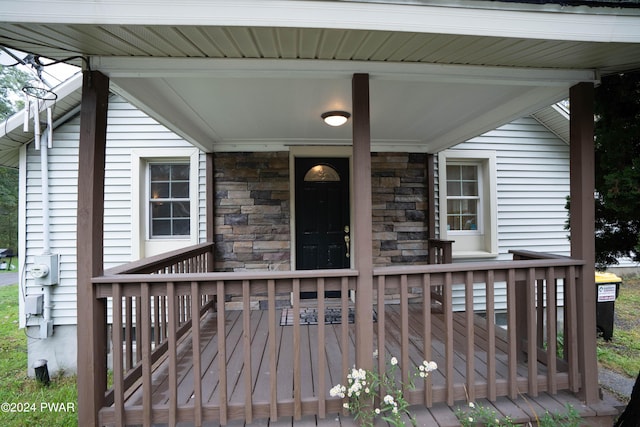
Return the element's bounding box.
[107,304,621,426]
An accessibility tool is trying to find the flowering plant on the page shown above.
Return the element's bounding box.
[330,355,437,427]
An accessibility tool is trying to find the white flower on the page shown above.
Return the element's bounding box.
[373,349,379,358]
[375,408,381,415]
[468,402,475,408]
[343,402,350,409]
[468,416,474,422]
[422,360,438,372]
[329,384,344,397]
[419,372,426,378]
[383,395,395,404]
[392,407,398,414]
[364,387,370,393]
[390,357,398,366]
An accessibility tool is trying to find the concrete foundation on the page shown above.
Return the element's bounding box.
[26,324,77,377]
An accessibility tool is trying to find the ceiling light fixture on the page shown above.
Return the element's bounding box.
[321,110,351,127]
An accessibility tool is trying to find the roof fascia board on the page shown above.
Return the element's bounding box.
[2,1,640,43]
[94,57,598,86]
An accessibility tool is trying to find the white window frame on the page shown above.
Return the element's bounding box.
[147,162,192,239]
[438,150,498,258]
[444,162,483,235]
[132,148,199,259]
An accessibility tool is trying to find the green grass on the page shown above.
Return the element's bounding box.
[597,275,640,378]
[0,284,78,427]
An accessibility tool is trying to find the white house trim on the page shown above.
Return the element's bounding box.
[131,147,200,259]
[3,1,640,43]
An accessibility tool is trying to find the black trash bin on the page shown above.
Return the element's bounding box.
[595,272,622,341]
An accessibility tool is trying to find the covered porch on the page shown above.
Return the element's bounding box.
[72,64,606,424]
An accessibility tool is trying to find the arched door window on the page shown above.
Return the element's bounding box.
[303,164,341,182]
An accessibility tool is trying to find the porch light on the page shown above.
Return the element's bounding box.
[321,111,350,127]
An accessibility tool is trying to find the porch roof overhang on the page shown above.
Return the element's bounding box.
[1,0,640,154]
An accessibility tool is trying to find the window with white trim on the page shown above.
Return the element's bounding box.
[149,163,191,237]
[439,151,497,258]
[446,164,480,232]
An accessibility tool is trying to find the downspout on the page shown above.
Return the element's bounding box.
[39,129,54,339]
[31,105,79,338]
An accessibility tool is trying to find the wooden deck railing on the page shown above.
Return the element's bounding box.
[92,245,585,426]
[373,253,584,407]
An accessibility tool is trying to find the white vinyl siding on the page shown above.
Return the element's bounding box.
[442,116,570,312]
[21,95,206,327]
[446,116,570,260]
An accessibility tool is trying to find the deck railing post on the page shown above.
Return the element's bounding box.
[352,73,374,371]
[570,82,598,403]
[77,70,109,427]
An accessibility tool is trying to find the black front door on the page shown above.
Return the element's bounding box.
[295,157,350,271]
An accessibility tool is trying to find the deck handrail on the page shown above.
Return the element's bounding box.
[104,242,215,275]
[374,255,584,276]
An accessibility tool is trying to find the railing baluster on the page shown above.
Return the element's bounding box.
[400,274,410,387]
[161,295,167,341]
[292,278,302,420]
[486,270,496,401]
[267,279,278,421]
[317,277,326,418]
[154,295,160,346]
[125,296,133,371]
[141,283,152,424]
[377,275,386,389]
[191,281,203,426]
[566,266,580,392]
[112,284,125,426]
[341,276,349,417]
[135,295,142,364]
[465,271,475,402]
[507,269,518,399]
[216,280,227,425]
[537,276,545,351]
[546,267,557,394]
[444,272,454,406]
[242,280,253,423]
[422,273,432,407]
[167,282,178,426]
[527,268,538,396]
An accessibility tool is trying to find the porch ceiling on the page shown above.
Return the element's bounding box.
[2,1,640,153]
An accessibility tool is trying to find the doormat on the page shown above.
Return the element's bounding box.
[280,307,376,326]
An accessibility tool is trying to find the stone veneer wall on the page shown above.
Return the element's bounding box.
[371,153,429,267]
[214,152,290,271]
[213,151,429,271]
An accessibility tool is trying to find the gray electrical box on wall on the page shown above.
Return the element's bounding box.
[25,294,43,316]
[30,254,59,286]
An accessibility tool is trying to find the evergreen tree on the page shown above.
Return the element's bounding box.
[0,64,30,252]
[0,166,18,251]
[593,71,640,268]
